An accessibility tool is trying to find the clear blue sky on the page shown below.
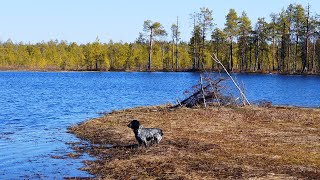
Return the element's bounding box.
[0,0,318,44]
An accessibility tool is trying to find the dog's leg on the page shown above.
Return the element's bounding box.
[143,141,148,147]
[155,134,162,144]
[141,137,148,147]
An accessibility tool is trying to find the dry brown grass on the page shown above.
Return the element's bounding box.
[68,105,320,179]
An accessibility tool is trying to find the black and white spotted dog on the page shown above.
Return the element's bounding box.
[128,120,163,147]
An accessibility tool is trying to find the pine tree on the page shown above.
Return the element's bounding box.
[269,13,280,71]
[143,20,166,71]
[211,28,227,69]
[238,11,252,71]
[224,9,239,71]
[171,17,181,71]
[189,25,202,70]
[293,4,306,72]
[198,7,214,70]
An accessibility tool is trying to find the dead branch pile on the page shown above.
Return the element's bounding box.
[174,53,250,108]
[174,74,244,108]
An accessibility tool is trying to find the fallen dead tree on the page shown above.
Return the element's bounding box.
[174,77,224,108]
[173,54,250,108]
[173,75,243,108]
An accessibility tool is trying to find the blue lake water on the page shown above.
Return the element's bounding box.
[0,71,320,179]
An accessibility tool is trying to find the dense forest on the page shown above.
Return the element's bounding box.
[1,3,320,74]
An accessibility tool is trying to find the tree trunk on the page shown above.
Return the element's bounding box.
[148,29,153,71]
[193,39,196,70]
[312,39,316,73]
[213,43,218,70]
[287,44,290,72]
[202,33,205,70]
[172,39,174,71]
[277,43,280,72]
[294,35,298,73]
[249,42,252,71]
[255,38,259,71]
[272,36,275,71]
[302,36,309,73]
[192,14,196,71]
[161,43,165,70]
[175,44,178,71]
[95,59,99,71]
[302,4,310,73]
[176,17,179,71]
[245,46,248,71]
[241,46,245,72]
[197,42,200,70]
[229,38,233,71]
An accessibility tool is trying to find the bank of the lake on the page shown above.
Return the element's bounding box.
[3,67,320,75]
[69,105,320,179]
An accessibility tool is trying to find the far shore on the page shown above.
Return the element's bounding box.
[2,68,320,76]
[68,105,320,179]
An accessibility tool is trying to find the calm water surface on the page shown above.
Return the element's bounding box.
[0,71,320,179]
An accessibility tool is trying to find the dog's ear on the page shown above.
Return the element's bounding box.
[128,121,132,128]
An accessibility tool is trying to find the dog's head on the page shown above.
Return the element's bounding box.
[128,120,140,130]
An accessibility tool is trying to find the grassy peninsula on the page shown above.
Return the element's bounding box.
[68,105,320,179]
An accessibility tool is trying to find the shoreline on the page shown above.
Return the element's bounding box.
[2,68,320,76]
[68,105,320,179]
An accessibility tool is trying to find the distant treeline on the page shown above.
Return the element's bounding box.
[0,39,191,71]
[1,3,320,74]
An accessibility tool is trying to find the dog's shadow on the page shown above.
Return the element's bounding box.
[104,143,139,149]
[102,143,159,150]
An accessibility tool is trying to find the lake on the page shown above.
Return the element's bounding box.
[0,71,320,179]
